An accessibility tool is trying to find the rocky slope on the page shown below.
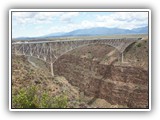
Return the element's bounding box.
[12,55,117,108]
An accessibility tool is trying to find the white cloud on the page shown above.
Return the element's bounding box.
[34,12,63,23]
[13,12,36,18]
[60,12,79,21]
[113,12,148,21]
[13,12,148,28]
[12,12,79,24]
[13,12,57,24]
[96,12,148,29]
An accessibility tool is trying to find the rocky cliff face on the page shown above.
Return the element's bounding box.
[54,53,148,108]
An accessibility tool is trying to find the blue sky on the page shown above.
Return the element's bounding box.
[12,11,148,38]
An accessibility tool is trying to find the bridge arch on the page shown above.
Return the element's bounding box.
[12,42,122,76]
[52,42,121,64]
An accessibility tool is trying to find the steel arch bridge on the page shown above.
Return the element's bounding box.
[12,38,141,76]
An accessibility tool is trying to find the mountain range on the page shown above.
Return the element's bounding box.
[14,26,148,40]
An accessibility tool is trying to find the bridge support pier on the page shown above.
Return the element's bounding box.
[50,63,54,77]
[121,52,124,63]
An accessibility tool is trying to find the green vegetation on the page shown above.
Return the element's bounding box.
[12,86,68,108]
[136,43,142,47]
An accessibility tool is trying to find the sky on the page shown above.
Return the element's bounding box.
[12,11,148,38]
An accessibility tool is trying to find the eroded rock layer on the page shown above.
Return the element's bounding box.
[54,54,148,108]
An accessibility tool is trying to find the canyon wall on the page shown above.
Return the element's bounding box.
[54,54,148,108]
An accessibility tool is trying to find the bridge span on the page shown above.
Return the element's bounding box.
[12,38,141,76]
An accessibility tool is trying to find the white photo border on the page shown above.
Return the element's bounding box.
[9,9,151,111]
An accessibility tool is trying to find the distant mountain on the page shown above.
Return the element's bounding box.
[42,32,67,37]
[14,26,148,40]
[63,27,130,36]
[131,26,148,33]
[14,37,34,40]
[62,26,148,37]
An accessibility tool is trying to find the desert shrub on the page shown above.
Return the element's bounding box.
[12,86,68,108]
[136,43,142,47]
[12,86,38,108]
[52,94,68,108]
